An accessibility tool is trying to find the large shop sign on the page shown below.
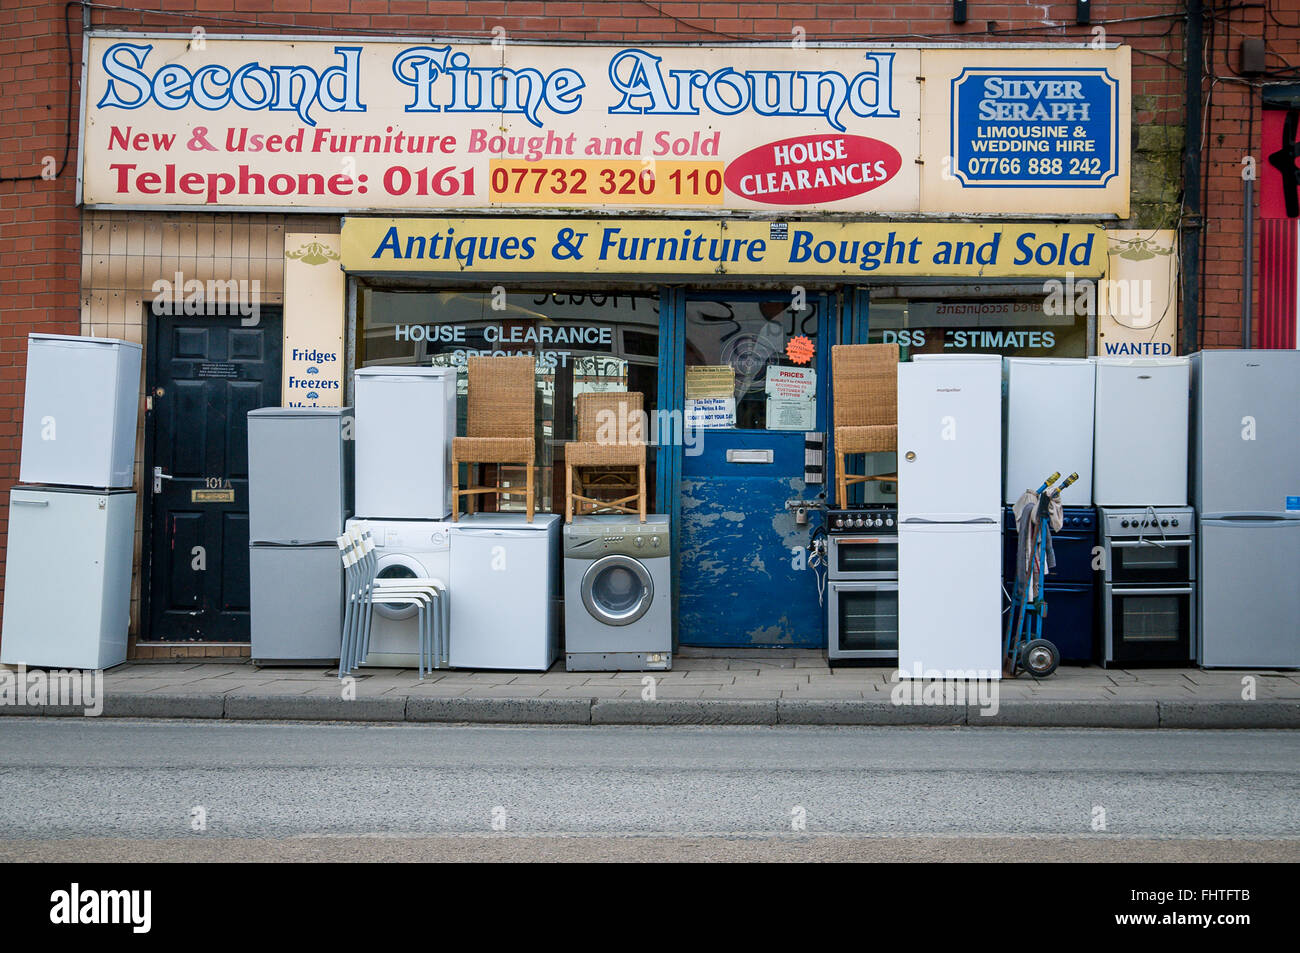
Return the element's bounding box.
[79,34,1130,216]
[340,217,1107,278]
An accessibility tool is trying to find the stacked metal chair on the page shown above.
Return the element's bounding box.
[337,526,447,678]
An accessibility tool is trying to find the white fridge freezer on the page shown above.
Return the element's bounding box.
[1093,357,1189,506]
[898,355,1003,522]
[354,367,456,520]
[898,522,1003,677]
[20,334,142,488]
[0,487,136,670]
[1004,358,1095,505]
[448,513,561,670]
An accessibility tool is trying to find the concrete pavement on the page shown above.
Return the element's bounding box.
[3,648,1298,727]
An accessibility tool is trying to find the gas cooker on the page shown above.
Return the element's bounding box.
[828,507,897,533]
[1098,506,1196,537]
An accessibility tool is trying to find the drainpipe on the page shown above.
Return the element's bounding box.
[1243,173,1254,348]
[1180,0,1203,355]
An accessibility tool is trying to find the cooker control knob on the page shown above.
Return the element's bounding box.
[835,518,843,528]
[1161,519,1169,527]
[855,518,864,527]
[1121,519,1129,528]
[1171,519,1178,527]
[885,518,894,526]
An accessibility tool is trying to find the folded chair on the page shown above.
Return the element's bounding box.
[832,343,900,509]
[338,527,447,679]
[451,355,537,522]
[565,391,647,523]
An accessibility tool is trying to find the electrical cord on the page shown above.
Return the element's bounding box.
[0,1,78,184]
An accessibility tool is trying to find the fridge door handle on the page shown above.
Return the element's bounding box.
[11,498,49,507]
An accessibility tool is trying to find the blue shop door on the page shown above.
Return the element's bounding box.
[678,295,830,647]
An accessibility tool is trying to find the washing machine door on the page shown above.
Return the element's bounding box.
[581,554,655,626]
[373,553,426,621]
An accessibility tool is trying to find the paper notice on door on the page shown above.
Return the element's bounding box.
[685,396,736,429]
[765,366,816,430]
[685,365,736,399]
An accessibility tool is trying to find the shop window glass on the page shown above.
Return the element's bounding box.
[357,289,660,514]
[683,298,821,430]
[868,297,1089,358]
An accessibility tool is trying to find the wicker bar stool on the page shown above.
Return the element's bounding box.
[565,391,647,523]
[832,343,900,509]
[451,354,537,522]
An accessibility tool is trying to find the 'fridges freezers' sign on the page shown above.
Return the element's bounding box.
[78,35,1130,216]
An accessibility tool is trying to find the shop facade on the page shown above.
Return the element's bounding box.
[3,2,1215,659]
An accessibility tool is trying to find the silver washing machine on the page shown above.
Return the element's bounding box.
[564,515,672,671]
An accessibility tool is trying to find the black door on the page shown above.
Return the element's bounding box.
[144,307,283,641]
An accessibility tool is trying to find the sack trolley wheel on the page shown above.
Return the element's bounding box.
[1019,639,1060,678]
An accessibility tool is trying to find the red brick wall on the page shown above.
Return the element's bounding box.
[1202,3,1300,348]
[0,0,84,614]
[0,1,1192,629]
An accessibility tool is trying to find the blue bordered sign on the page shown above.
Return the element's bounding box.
[949,67,1120,189]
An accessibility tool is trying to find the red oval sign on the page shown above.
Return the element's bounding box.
[725,134,901,206]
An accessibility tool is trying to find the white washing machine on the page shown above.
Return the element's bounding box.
[345,518,450,668]
[563,515,672,671]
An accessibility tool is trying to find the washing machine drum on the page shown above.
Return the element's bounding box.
[581,554,655,626]
[372,553,427,621]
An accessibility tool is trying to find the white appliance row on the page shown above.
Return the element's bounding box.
[349,513,561,671]
[1004,356,1190,508]
[1,335,142,672]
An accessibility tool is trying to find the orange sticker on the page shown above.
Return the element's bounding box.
[786,335,814,365]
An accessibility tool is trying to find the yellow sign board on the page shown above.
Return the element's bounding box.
[341,217,1107,279]
[283,233,346,407]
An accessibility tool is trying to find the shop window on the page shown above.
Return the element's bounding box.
[869,297,1089,358]
[683,298,821,430]
[357,289,660,514]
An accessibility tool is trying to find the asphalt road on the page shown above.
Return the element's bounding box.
[1,719,1297,861]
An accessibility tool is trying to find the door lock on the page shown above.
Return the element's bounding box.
[153,466,174,494]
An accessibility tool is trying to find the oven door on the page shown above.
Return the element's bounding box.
[827,580,899,660]
[1105,538,1193,585]
[1104,585,1194,665]
[829,534,899,580]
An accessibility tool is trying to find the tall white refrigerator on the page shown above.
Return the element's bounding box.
[897,355,1003,678]
[1191,350,1300,668]
[247,407,353,663]
[354,366,457,519]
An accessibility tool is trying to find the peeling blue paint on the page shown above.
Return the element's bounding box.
[678,433,824,647]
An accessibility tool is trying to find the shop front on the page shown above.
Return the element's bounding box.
[70,33,1148,654]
